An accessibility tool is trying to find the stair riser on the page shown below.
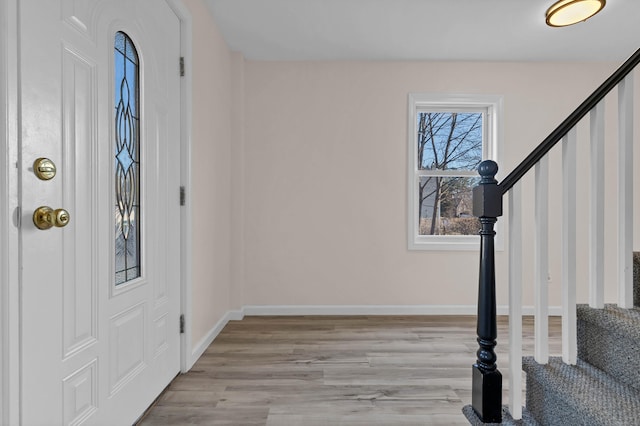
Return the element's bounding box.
[577,314,640,393]
[525,373,593,426]
[522,357,640,426]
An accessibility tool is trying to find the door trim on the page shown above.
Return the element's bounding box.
[1,0,20,424]
[1,1,194,422]
[165,0,194,373]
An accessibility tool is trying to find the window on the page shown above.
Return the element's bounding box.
[407,94,502,250]
[114,32,141,284]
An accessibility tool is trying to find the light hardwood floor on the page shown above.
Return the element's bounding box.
[138,315,561,425]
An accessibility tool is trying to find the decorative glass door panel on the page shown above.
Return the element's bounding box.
[114,31,141,285]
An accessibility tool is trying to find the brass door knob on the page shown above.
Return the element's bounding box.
[33,206,70,230]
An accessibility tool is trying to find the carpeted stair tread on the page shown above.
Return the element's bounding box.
[462,405,539,425]
[577,304,640,392]
[577,304,640,341]
[523,356,640,426]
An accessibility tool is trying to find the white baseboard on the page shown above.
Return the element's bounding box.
[188,304,562,368]
[189,309,244,368]
[241,304,563,316]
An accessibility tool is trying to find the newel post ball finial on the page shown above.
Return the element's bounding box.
[478,160,498,185]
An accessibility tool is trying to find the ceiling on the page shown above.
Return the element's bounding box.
[204,0,640,62]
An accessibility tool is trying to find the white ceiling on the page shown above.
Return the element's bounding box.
[204,0,640,62]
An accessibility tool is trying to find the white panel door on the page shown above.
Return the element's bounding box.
[19,1,181,424]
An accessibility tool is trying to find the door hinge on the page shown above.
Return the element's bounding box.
[180,57,185,77]
[180,186,186,206]
[180,314,185,334]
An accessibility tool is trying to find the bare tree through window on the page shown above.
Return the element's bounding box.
[417,112,482,235]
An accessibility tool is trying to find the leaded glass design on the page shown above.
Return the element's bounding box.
[114,31,141,285]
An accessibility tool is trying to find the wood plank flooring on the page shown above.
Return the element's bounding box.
[138,315,561,425]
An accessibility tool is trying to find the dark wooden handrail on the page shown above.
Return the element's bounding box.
[499,47,640,194]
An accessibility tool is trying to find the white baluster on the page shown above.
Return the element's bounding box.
[508,183,523,419]
[562,128,577,365]
[590,103,605,309]
[618,75,634,308]
[535,157,549,363]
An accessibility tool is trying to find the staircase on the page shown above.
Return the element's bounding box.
[523,305,640,425]
[520,255,640,425]
[464,268,640,426]
[463,47,640,426]
[465,301,640,426]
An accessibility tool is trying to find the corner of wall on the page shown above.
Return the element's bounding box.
[230,52,246,310]
[184,0,238,354]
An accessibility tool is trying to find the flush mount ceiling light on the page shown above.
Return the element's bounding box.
[546,0,606,27]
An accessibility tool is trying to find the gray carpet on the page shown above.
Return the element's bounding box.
[577,304,640,392]
[523,356,640,426]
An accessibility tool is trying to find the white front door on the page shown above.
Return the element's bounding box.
[19,1,181,424]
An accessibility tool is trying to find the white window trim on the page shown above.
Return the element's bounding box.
[407,93,504,251]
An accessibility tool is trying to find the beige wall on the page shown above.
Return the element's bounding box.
[183,0,235,347]
[182,1,638,349]
[241,60,627,308]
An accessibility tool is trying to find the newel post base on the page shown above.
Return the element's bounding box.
[472,363,503,423]
[471,160,503,423]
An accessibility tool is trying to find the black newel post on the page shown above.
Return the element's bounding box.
[471,160,503,423]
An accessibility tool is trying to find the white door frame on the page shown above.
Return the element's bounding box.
[0,0,193,422]
[1,0,21,424]
[165,0,195,374]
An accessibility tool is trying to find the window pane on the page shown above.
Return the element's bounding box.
[417,112,483,171]
[114,32,141,285]
[418,176,480,236]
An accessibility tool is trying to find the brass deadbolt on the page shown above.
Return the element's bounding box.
[33,157,57,180]
[33,206,70,230]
